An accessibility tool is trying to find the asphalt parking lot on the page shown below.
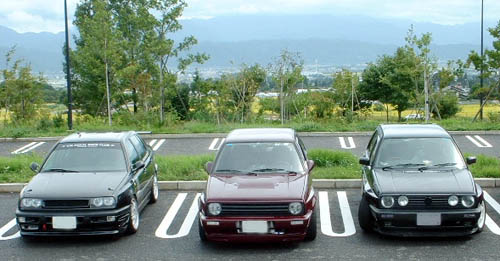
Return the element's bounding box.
[1,189,500,260]
[0,133,499,158]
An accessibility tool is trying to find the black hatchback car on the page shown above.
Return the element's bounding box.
[16,132,159,237]
[358,124,486,236]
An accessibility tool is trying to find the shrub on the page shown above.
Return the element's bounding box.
[308,149,358,167]
[433,92,460,119]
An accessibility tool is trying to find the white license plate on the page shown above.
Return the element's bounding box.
[241,221,268,233]
[417,213,441,226]
[52,216,77,229]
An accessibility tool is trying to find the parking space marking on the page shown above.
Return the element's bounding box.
[466,135,493,148]
[149,139,158,147]
[339,137,356,149]
[155,193,201,239]
[11,142,45,154]
[319,191,356,237]
[152,139,166,151]
[208,138,225,151]
[484,191,500,235]
[0,218,20,241]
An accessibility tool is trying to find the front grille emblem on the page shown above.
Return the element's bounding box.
[425,197,433,206]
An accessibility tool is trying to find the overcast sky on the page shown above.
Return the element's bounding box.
[0,0,499,33]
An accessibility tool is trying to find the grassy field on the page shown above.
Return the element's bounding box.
[1,150,499,183]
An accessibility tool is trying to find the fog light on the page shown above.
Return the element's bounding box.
[107,216,116,222]
[23,225,38,231]
[381,214,394,219]
[207,221,219,226]
[291,220,304,225]
[18,217,26,223]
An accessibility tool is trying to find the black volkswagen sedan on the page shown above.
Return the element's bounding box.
[358,124,486,236]
[16,132,159,237]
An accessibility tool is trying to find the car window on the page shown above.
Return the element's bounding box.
[124,139,140,165]
[374,137,466,168]
[130,135,146,159]
[41,142,127,172]
[214,142,305,174]
[367,131,379,159]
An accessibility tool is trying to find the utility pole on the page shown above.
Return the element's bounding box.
[351,74,354,112]
[64,0,73,130]
[480,0,484,120]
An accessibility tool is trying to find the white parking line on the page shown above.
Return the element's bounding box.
[155,193,201,239]
[466,135,493,148]
[339,137,356,149]
[0,218,20,241]
[208,138,225,151]
[11,142,45,154]
[149,139,158,147]
[152,139,166,151]
[319,191,356,237]
[484,191,500,235]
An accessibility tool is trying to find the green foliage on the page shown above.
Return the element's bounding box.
[433,92,460,119]
[0,154,41,183]
[156,154,215,181]
[308,149,358,168]
[466,154,500,178]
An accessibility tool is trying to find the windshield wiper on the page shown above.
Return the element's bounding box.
[250,168,298,174]
[382,163,425,171]
[418,163,457,171]
[43,168,79,173]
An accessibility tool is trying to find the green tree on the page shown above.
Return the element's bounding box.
[331,69,360,116]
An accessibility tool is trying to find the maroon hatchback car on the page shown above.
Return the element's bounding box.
[198,128,317,242]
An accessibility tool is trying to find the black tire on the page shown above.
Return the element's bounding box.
[149,175,159,204]
[358,195,373,232]
[126,198,140,234]
[198,216,207,242]
[304,209,317,241]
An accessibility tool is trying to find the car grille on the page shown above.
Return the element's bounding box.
[395,195,465,209]
[220,203,291,216]
[43,200,90,209]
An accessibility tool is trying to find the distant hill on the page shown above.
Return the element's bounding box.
[0,15,488,73]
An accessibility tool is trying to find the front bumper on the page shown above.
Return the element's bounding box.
[15,205,130,236]
[369,203,485,237]
[199,211,314,242]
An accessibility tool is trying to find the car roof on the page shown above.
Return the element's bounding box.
[225,128,296,143]
[60,131,134,143]
[379,124,451,138]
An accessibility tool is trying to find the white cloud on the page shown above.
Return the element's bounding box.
[0,0,499,33]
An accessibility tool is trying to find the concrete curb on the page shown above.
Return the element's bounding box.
[2,178,500,193]
[3,130,500,142]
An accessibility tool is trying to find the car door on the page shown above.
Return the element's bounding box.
[130,135,154,201]
[124,138,148,203]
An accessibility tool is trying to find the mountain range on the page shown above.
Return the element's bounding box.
[0,15,491,74]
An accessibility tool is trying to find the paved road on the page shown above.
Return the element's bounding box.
[2,189,500,260]
[1,133,498,159]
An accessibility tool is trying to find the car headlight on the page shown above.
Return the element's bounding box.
[21,198,43,209]
[289,202,303,215]
[397,196,408,207]
[91,197,116,208]
[448,195,459,206]
[461,196,475,208]
[381,196,394,208]
[207,203,222,216]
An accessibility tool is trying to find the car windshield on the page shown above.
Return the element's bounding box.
[374,137,465,169]
[214,142,304,174]
[41,142,127,172]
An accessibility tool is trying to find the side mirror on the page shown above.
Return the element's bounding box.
[466,156,477,165]
[359,157,370,166]
[133,160,145,171]
[30,162,40,173]
[307,160,315,171]
[204,162,213,174]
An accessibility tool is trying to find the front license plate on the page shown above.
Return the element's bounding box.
[52,216,77,229]
[241,221,268,233]
[417,213,441,226]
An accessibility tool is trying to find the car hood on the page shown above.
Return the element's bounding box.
[22,172,128,199]
[374,168,475,195]
[206,173,307,202]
